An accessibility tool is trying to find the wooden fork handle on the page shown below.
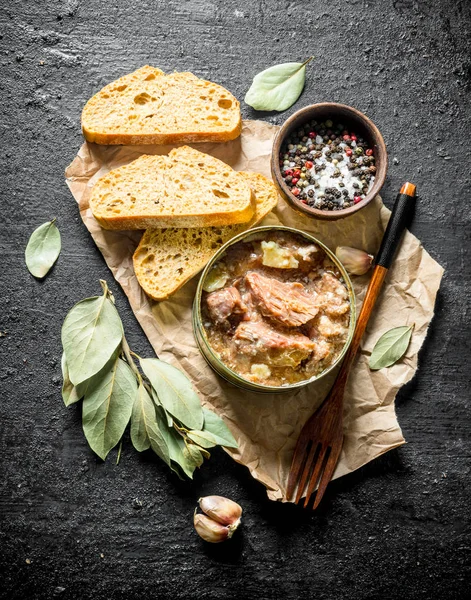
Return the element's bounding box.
[375,182,417,269]
[334,182,417,389]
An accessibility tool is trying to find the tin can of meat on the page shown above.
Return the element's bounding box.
[192,226,356,394]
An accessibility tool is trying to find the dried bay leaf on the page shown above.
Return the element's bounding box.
[185,443,204,470]
[82,356,137,460]
[188,409,238,449]
[61,353,85,406]
[62,294,123,386]
[131,383,170,465]
[151,389,173,427]
[25,219,61,278]
[369,325,414,370]
[244,57,313,112]
[187,430,218,449]
[154,410,198,478]
[202,408,238,448]
[140,358,203,430]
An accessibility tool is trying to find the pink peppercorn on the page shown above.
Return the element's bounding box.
[291,177,299,185]
[305,161,313,169]
[365,149,373,156]
[354,196,362,204]
[292,187,300,196]
[343,134,350,141]
[345,148,353,157]
[284,168,293,176]
[293,169,301,177]
[351,134,357,142]
[308,131,316,138]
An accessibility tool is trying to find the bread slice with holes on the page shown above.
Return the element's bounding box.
[133,172,279,300]
[82,66,241,145]
[89,146,255,230]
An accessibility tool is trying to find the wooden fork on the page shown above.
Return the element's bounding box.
[287,182,417,509]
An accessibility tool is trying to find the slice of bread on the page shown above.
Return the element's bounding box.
[82,66,241,145]
[133,172,279,301]
[89,146,255,230]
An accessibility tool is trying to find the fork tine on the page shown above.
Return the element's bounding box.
[312,441,343,510]
[286,437,310,500]
[294,443,320,504]
[303,445,329,508]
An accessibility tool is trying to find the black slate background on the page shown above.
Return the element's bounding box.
[1,1,470,599]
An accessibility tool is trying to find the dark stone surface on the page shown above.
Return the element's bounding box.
[1,1,470,598]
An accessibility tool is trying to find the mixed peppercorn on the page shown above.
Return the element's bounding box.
[279,118,376,211]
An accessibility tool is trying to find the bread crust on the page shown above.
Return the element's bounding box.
[92,195,255,230]
[82,121,242,145]
[133,172,279,300]
[89,148,255,230]
[81,66,242,145]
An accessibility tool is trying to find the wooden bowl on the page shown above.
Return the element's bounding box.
[271,103,388,220]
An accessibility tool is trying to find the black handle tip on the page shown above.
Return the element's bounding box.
[375,183,417,269]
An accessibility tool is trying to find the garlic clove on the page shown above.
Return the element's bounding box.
[335,246,374,276]
[198,495,242,527]
[194,513,232,543]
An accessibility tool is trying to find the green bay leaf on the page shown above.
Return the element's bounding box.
[62,294,123,386]
[131,383,170,465]
[187,430,218,449]
[202,408,238,448]
[140,358,203,430]
[244,57,313,112]
[369,325,414,371]
[82,356,137,460]
[155,412,198,479]
[151,389,173,427]
[185,443,204,470]
[61,352,85,406]
[25,219,61,278]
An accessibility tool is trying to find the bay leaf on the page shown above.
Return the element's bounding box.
[82,356,137,460]
[244,57,313,112]
[62,294,123,386]
[187,430,218,449]
[369,325,414,370]
[131,383,170,465]
[151,389,173,427]
[25,219,61,278]
[187,408,238,448]
[185,443,204,470]
[198,446,211,460]
[61,352,85,406]
[155,412,199,479]
[140,358,203,430]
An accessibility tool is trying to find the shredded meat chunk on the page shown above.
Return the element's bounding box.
[206,287,247,324]
[234,321,315,368]
[316,315,347,338]
[245,272,319,327]
[314,272,350,316]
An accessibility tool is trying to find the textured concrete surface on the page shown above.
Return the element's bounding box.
[1,1,470,599]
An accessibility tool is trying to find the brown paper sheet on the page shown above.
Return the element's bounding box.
[65,120,444,502]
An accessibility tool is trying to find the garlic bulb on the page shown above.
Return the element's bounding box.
[335,246,374,276]
[194,495,242,543]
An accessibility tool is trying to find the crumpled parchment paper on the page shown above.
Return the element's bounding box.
[65,120,444,502]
